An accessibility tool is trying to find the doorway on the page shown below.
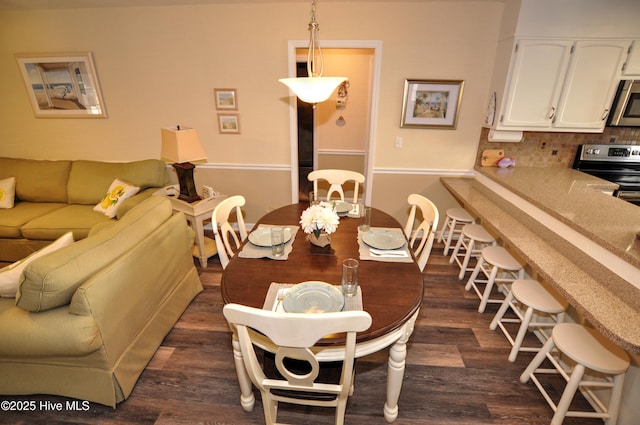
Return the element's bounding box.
[285,40,382,204]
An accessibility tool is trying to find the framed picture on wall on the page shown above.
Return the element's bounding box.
[400,79,464,129]
[15,52,107,118]
[217,113,240,134]
[214,88,238,110]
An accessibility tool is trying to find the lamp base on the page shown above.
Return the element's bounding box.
[172,162,201,203]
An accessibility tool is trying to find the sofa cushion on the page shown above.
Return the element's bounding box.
[0,299,101,357]
[16,196,173,312]
[67,159,168,205]
[0,232,74,298]
[93,178,140,218]
[20,205,113,241]
[0,158,71,203]
[0,202,67,239]
[0,177,16,209]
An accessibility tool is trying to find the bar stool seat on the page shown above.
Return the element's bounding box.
[437,208,474,256]
[490,279,568,362]
[449,224,496,280]
[520,323,630,425]
[465,245,524,313]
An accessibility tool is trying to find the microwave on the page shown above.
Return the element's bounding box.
[608,80,640,127]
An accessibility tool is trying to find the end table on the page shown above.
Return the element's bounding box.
[156,190,228,267]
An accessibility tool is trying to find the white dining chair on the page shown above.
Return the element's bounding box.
[212,195,248,269]
[308,169,365,203]
[403,193,439,272]
[222,303,372,425]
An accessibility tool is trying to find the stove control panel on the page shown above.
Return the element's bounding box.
[579,144,640,162]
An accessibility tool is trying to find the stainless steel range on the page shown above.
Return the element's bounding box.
[572,144,640,206]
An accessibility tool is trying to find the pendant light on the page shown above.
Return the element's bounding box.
[279,0,347,105]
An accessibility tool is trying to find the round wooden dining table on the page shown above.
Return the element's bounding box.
[221,202,424,423]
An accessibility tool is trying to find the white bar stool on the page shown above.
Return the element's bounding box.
[465,245,524,313]
[520,323,630,425]
[490,279,568,362]
[437,208,474,256]
[449,224,496,280]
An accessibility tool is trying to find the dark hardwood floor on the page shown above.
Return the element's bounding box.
[0,240,600,425]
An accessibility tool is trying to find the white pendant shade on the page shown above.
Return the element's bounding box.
[279,77,347,104]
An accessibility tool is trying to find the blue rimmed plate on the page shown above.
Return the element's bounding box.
[282,281,344,313]
[362,229,405,250]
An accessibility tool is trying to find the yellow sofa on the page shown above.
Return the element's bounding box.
[0,195,203,407]
[0,157,169,262]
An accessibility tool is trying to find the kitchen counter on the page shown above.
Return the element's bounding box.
[441,167,640,354]
[476,166,640,269]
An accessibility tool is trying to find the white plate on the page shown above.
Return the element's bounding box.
[283,281,344,313]
[248,227,292,247]
[362,229,406,250]
[335,202,352,215]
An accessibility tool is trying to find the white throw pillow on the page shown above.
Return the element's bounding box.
[0,177,16,209]
[93,178,140,218]
[0,232,74,298]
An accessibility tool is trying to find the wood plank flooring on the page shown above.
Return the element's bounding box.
[0,241,601,425]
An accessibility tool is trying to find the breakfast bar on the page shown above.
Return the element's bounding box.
[441,167,640,354]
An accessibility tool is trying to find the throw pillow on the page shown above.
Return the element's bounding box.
[0,232,74,297]
[0,177,16,209]
[93,178,140,218]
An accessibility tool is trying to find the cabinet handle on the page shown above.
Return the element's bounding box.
[601,108,610,121]
[548,107,556,120]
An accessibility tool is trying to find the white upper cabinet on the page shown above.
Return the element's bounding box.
[495,38,630,133]
[622,40,640,77]
[554,40,630,129]
[499,39,572,129]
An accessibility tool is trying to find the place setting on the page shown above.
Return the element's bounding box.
[238,224,299,260]
[358,227,413,263]
[263,258,363,313]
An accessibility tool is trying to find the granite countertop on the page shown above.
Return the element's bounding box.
[441,169,640,354]
[475,166,640,269]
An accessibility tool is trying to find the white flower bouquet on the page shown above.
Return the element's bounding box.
[299,202,340,238]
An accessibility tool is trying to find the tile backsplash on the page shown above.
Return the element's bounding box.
[475,127,640,168]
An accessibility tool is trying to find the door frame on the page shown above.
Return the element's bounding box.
[284,39,383,204]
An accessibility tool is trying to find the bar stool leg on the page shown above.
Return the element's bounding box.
[509,306,534,362]
[606,373,625,425]
[520,337,554,384]
[464,259,482,292]
[552,363,585,425]
[449,235,464,264]
[489,291,513,331]
[442,219,456,256]
[478,265,498,313]
[457,239,476,280]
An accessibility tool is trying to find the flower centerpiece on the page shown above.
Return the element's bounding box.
[299,202,340,248]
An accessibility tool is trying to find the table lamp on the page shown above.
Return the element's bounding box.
[161,126,207,203]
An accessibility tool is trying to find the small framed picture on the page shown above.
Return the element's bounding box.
[15,52,107,118]
[214,88,238,110]
[217,113,240,134]
[400,79,464,129]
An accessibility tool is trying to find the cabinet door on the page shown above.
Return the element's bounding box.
[554,40,630,130]
[499,39,573,129]
[622,40,640,77]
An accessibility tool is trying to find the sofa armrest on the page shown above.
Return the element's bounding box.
[68,212,197,360]
[115,188,156,219]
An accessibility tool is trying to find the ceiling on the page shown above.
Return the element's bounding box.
[0,0,505,11]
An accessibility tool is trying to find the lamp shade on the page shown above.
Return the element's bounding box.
[160,127,207,163]
[279,76,347,104]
